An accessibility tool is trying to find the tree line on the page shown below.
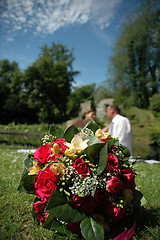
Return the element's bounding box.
[108,0,160,108]
[0,43,77,123]
[0,0,159,124]
[0,42,110,124]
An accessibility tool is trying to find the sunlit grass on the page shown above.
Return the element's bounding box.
[135,163,160,207]
[0,146,160,239]
[0,147,54,240]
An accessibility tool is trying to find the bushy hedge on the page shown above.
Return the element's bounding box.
[149,93,160,113]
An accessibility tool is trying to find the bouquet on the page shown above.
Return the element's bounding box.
[18,121,143,240]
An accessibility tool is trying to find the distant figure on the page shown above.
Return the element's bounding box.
[104,104,133,155]
[67,110,96,129]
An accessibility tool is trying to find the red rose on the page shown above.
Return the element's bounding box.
[107,177,122,193]
[93,189,101,203]
[106,203,126,221]
[33,201,44,213]
[101,138,110,143]
[53,138,67,154]
[122,167,136,190]
[34,144,51,165]
[73,158,90,178]
[68,221,81,234]
[112,145,118,153]
[73,194,83,207]
[112,145,117,149]
[73,194,97,215]
[37,212,49,224]
[106,153,120,173]
[35,167,58,204]
[47,153,62,162]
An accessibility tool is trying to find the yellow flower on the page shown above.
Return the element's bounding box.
[50,162,66,177]
[65,135,89,157]
[51,143,60,154]
[28,161,43,175]
[95,129,112,141]
[65,147,77,157]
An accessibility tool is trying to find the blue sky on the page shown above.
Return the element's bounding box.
[0,0,141,87]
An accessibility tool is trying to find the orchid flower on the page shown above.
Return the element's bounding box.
[65,135,89,157]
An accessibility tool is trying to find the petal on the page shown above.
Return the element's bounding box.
[80,139,89,150]
[71,135,82,148]
[65,142,72,148]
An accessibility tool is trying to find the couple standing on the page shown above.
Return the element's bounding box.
[103,104,133,156]
[69,104,133,155]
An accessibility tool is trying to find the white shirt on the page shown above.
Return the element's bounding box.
[109,114,133,155]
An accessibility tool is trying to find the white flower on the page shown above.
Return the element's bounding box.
[65,135,89,151]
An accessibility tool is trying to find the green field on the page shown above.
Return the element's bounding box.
[0,145,160,239]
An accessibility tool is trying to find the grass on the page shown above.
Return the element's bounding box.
[122,107,160,144]
[0,123,50,134]
[0,122,67,134]
[0,145,160,239]
[0,146,54,240]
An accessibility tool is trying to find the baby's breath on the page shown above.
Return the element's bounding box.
[69,173,106,197]
[69,175,95,197]
[41,133,53,145]
[61,156,74,181]
[80,127,94,138]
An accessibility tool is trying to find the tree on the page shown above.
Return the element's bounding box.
[0,59,24,123]
[23,43,79,123]
[67,84,95,117]
[93,85,114,104]
[107,0,160,108]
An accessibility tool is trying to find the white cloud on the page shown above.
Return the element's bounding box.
[0,0,122,39]
[6,36,14,42]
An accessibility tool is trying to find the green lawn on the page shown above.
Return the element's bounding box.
[0,146,160,239]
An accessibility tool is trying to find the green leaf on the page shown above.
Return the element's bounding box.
[64,125,79,142]
[17,155,35,194]
[120,145,130,157]
[132,189,145,207]
[32,209,40,225]
[107,139,119,149]
[46,189,67,209]
[45,218,72,235]
[83,120,99,134]
[48,124,64,138]
[43,212,55,229]
[97,144,108,174]
[46,190,86,223]
[84,143,105,163]
[47,203,86,223]
[80,217,104,240]
[87,136,102,146]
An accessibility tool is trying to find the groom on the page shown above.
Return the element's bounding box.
[103,104,133,155]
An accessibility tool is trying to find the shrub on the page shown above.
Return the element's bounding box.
[149,94,160,113]
[149,131,160,147]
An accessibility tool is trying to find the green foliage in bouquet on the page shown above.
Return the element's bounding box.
[17,154,36,194]
[18,120,144,240]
